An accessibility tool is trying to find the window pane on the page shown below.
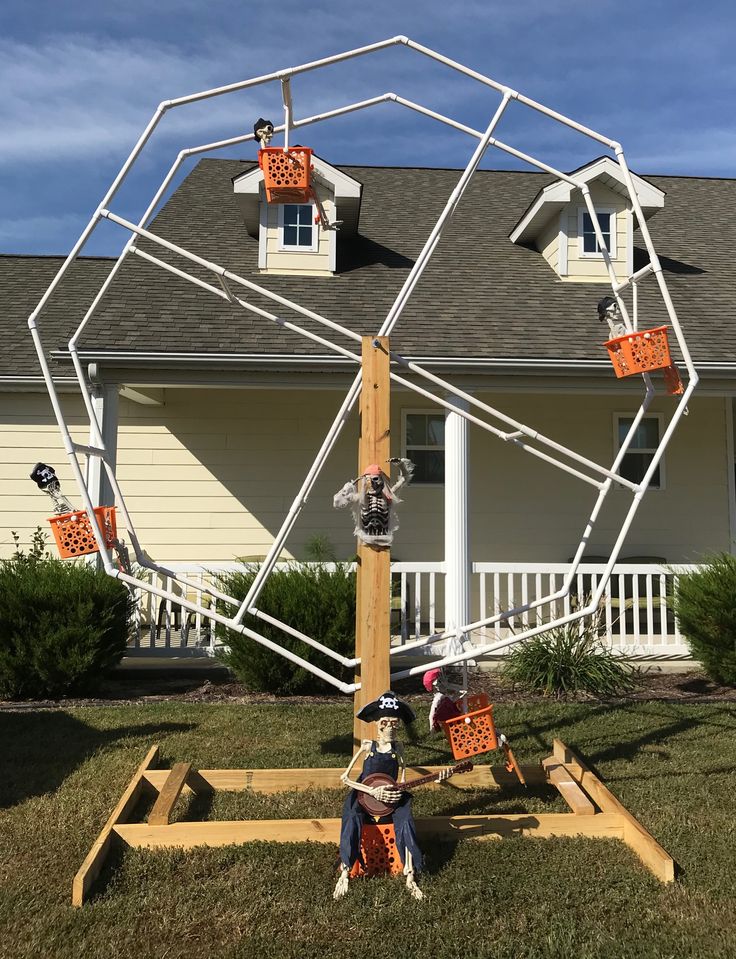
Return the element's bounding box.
[619,417,659,450]
[283,205,298,226]
[406,414,427,446]
[582,211,610,253]
[296,205,312,225]
[283,224,297,245]
[409,449,445,484]
[621,452,659,487]
[426,414,445,447]
[296,226,312,247]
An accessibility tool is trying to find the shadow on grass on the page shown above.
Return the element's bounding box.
[0,711,195,809]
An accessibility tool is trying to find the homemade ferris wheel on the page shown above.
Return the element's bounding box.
[28,36,697,697]
[28,39,691,902]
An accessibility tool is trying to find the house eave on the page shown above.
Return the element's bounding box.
[509,157,666,245]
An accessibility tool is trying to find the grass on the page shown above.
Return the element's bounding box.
[1,698,735,959]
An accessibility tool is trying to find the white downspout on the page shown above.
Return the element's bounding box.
[444,396,471,657]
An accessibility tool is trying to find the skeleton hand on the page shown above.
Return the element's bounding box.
[437,767,452,782]
[372,785,402,803]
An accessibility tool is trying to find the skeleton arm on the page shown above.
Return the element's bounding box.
[387,457,414,496]
[333,481,359,509]
[340,740,402,804]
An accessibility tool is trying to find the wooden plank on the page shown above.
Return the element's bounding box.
[542,758,596,815]
[148,762,192,825]
[114,812,624,850]
[72,744,160,907]
[552,739,675,883]
[143,763,545,794]
[354,335,391,745]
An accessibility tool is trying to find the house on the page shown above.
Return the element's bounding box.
[2,154,735,654]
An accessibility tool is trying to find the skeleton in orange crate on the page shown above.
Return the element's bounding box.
[333,691,452,901]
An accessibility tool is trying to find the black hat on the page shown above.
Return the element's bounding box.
[356,691,416,725]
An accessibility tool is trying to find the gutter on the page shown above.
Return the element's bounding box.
[46,350,736,376]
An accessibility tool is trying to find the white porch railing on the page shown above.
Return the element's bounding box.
[127,560,697,660]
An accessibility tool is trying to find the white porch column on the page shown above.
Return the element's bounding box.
[87,382,119,508]
[444,396,470,650]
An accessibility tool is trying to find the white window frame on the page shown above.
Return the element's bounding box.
[402,408,445,486]
[613,412,665,491]
[578,206,616,259]
[277,203,319,253]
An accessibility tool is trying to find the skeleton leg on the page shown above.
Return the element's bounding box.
[403,848,424,900]
[333,863,350,900]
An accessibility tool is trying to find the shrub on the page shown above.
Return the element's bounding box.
[215,562,355,694]
[673,553,736,685]
[500,618,637,698]
[0,533,134,699]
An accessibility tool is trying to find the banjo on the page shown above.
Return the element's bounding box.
[357,760,473,818]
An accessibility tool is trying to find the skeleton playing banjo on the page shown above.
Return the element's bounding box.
[334,691,464,901]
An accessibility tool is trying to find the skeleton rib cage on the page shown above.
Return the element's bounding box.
[27,37,698,693]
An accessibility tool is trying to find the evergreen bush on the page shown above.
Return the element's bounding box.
[673,553,736,684]
[215,562,355,694]
[0,530,134,699]
[500,617,637,698]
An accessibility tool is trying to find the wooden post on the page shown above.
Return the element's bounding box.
[353,336,392,746]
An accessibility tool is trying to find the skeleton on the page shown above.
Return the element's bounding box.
[334,691,451,901]
[598,295,626,338]
[422,667,467,733]
[30,462,74,514]
[333,457,414,548]
[253,117,274,148]
[29,461,132,573]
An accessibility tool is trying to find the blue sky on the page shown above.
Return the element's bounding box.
[1,0,735,256]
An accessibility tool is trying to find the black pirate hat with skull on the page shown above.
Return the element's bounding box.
[356,691,416,725]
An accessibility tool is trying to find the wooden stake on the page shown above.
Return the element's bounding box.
[353,335,391,746]
[148,762,192,825]
[72,744,159,907]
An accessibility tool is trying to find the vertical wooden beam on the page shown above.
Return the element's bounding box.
[353,336,391,746]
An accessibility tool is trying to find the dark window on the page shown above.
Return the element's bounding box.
[405,412,445,484]
[618,416,661,488]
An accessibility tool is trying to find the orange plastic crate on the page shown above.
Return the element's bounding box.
[604,325,673,378]
[443,697,498,759]
[258,147,312,203]
[47,506,117,559]
[349,824,402,877]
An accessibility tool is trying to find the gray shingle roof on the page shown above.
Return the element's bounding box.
[3,160,736,377]
[0,255,114,378]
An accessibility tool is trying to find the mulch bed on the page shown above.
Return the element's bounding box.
[2,668,735,710]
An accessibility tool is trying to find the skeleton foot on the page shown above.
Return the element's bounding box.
[405,870,424,900]
[403,850,424,900]
[333,864,350,900]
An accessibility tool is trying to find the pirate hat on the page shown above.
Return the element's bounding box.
[356,690,416,725]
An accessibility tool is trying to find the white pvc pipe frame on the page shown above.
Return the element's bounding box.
[27,36,698,693]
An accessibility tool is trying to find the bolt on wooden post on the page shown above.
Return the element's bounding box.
[353,336,392,746]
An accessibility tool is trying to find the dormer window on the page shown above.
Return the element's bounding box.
[509,157,664,283]
[279,203,318,252]
[233,155,362,277]
[579,208,616,258]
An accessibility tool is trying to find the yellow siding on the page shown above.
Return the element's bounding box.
[537,216,559,273]
[263,181,333,276]
[0,388,729,566]
[564,182,628,283]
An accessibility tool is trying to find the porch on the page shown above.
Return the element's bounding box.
[127,560,695,662]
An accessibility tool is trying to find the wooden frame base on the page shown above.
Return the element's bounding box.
[72,738,674,906]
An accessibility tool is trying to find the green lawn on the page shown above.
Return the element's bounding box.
[1,698,735,959]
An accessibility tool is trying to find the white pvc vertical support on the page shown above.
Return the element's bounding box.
[444,396,471,655]
[98,382,119,508]
[87,388,105,508]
